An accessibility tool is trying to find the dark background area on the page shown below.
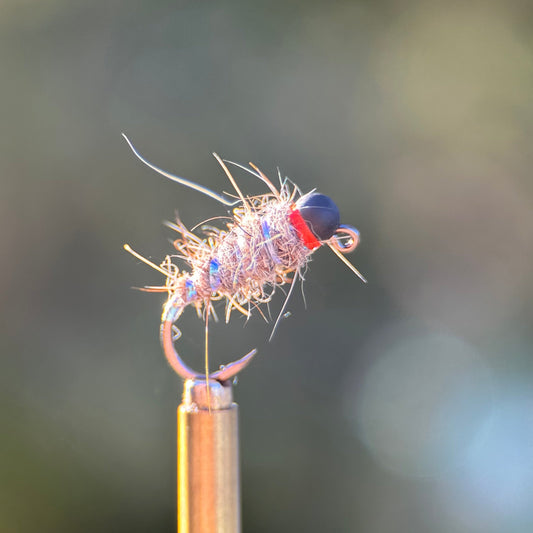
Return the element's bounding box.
[2,1,533,532]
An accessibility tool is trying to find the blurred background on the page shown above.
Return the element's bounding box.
[2,1,533,531]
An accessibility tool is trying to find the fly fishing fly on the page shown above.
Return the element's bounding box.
[123,134,366,386]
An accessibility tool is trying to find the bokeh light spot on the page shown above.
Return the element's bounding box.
[345,324,493,478]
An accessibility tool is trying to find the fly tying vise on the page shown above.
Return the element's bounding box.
[123,134,366,385]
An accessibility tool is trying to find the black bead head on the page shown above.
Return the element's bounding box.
[296,193,341,241]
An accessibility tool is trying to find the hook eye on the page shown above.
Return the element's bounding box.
[329,224,360,253]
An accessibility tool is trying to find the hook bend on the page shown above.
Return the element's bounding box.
[160,304,257,382]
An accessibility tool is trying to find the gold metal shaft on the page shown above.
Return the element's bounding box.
[178,379,241,533]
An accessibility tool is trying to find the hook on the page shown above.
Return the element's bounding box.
[160,299,257,382]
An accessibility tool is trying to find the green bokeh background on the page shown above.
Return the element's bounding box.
[2,1,533,532]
